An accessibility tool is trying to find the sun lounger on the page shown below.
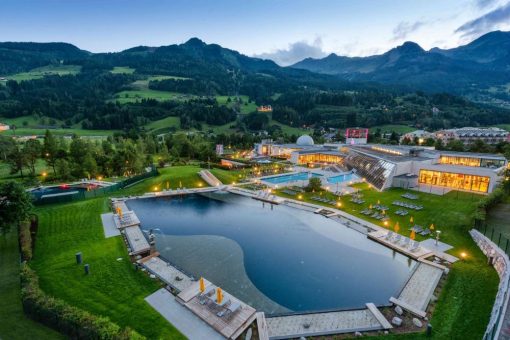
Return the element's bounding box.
[198,285,216,304]
[385,231,394,240]
[420,229,431,236]
[393,234,402,244]
[217,300,242,317]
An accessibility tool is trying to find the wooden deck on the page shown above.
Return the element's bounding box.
[367,230,433,259]
[123,226,150,255]
[177,278,257,339]
[113,210,140,229]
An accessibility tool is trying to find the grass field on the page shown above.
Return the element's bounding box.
[0,159,48,183]
[111,89,195,104]
[25,165,240,338]
[0,228,64,340]
[216,95,258,114]
[0,127,117,137]
[276,183,498,339]
[269,120,311,136]
[496,124,510,132]
[3,65,81,82]
[144,116,181,133]
[110,66,135,74]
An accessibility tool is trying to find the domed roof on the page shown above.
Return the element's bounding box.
[296,135,314,146]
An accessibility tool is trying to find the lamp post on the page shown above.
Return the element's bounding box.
[435,230,441,246]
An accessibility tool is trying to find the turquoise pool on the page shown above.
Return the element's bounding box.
[327,173,359,184]
[262,172,322,184]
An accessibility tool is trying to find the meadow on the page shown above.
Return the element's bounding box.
[3,65,81,82]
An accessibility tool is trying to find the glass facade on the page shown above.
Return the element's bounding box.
[298,153,344,165]
[439,155,506,169]
[344,151,395,190]
[418,169,490,193]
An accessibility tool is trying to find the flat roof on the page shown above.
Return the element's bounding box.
[294,149,346,156]
[348,146,430,163]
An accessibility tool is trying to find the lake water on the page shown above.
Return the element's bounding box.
[126,193,415,314]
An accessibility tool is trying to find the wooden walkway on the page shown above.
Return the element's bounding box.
[123,226,150,255]
[368,230,433,259]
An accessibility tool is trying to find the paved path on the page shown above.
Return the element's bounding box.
[396,262,443,312]
[145,288,225,340]
[266,309,383,339]
[100,213,120,238]
[124,226,150,255]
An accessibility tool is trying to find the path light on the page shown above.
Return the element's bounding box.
[461,252,467,261]
[435,230,441,246]
[198,182,203,187]
[298,194,303,200]
[42,172,47,177]
[337,201,342,208]
[383,220,388,227]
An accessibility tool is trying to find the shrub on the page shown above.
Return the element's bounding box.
[20,264,144,339]
[305,177,322,192]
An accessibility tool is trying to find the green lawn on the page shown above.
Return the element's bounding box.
[276,184,498,339]
[0,228,63,340]
[0,159,47,183]
[31,198,185,339]
[111,89,195,104]
[269,120,311,136]
[110,66,136,74]
[4,65,81,82]
[216,95,258,114]
[26,165,243,338]
[144,116,181,133]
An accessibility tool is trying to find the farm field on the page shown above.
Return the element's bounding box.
[109,66,135,74]
[2,65,81,82]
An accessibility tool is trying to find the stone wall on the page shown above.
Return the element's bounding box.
[470,229,510,340]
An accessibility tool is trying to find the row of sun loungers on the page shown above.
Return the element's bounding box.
[197,285,242,318]
[360,209,389,221]
[351,198,365,204]
[311,196,337,205]
[282,189,298,195]
[372,204,389,211]
[409,225,432,236]
[402,193,419,200]
[392,201,423,210]
[394,209,409,216]
[384,231,422,252]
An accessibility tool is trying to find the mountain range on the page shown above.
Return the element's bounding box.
[291,31,510,106]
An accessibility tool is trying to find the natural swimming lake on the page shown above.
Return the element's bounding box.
[126,192,416,314]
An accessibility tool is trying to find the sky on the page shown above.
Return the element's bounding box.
[1,0,509,65]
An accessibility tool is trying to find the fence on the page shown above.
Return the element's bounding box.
[32,166,159,205]
[475,219,510,257]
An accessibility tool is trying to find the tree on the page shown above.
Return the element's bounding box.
[6,144,26,177]
[0,136,16,161]
[305,177,322,192]
[55,159,71,180]
[0,181,33,233]
[43,130,59,176]
[23,139,41,176]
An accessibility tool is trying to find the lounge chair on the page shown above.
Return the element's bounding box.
[217,300,242,317]
[393,234,402,244]
[198,285,215,304]
[385,231,394,240]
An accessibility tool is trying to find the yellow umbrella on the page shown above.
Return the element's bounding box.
[369,204,373,209]
[394,222,400,233]
[410,216,414,224]
[166,181,169,190]
[410,230,416,240]
[377,200,380,204]
[382,210,386,215]
[199,277,205,293]
[216,287,223,304]
[430,223,435,230]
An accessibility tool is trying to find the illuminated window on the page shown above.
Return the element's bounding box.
[418,170,490,193]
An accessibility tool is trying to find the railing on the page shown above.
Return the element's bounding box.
[32,166,159,205]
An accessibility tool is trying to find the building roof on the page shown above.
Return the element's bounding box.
[438,151,507,161]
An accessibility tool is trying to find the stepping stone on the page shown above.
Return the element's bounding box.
[395,306,403,315]
[392,317,402,327]
[413,318,423,328]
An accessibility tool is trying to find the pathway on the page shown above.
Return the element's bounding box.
[139,256,193,292]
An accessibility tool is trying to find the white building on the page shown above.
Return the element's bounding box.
[435,127,509,145]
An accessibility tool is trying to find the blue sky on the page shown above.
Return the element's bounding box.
[1,0,509,65]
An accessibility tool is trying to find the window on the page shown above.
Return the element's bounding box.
[418,170,490,193]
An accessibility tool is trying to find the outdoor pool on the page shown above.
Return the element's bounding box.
[126,193,416,314]
[327,173,359,184]
[29,183,98,199]
[262,172,322,184]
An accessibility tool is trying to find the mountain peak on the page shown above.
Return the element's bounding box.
[183,37,206,47]
[394,41,424,54]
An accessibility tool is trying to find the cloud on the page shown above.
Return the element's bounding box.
[254,38,327,66]
[475,0,498,9]
[456,2,510,37]
[391,21,426,41]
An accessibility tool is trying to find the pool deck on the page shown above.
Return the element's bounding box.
[390,262,444,318]
[138,254,193,292]
[176,278,257,339]
[266,306,389,339]
[123,226,150,255]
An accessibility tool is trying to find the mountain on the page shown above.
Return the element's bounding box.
[0,42,89,74]
[291,31,510,104]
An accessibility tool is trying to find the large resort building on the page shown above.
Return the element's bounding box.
[254,135,508,194]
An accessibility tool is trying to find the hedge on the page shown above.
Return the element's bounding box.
[475,187,506,221]
[19,221,32,262]
[20,264,144,340]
